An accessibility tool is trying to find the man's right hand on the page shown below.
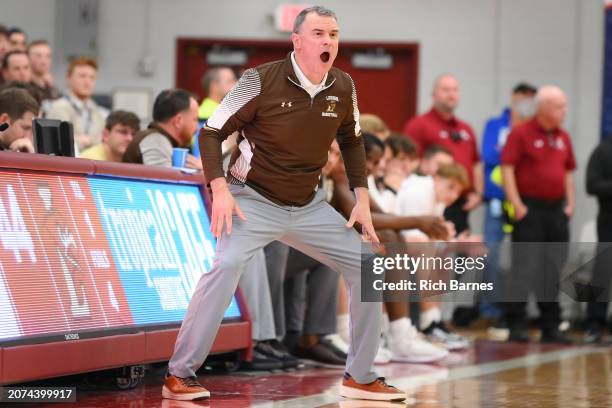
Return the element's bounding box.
[417,216,451,240]
[210,178,246,238]
[75,133,93,151]
[513,201,528,221]
[8,138,35,153]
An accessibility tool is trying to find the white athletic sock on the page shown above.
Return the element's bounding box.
[420,307,442,330]
[389,317,412,337]
[337,313,350,343]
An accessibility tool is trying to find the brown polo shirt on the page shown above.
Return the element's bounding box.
[199,53,367,207]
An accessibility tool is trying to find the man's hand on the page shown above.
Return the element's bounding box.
[346,187,379,243]
[564,203,574,218]
[416,216,451,240]
[210,178,246,238]
[75,133,93,151]
[185,154,203,170]
[462,192,482,211]
[8,138,35,153]
[513,201,528,221]
[43,73,54,86]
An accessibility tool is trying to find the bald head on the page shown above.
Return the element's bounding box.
[432,74,460,115]
[535,85,567,130]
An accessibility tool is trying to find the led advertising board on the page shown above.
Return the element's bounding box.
[0,171,240,345]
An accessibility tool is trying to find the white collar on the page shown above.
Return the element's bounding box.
[67,91,94,111]
[290,51,327,89]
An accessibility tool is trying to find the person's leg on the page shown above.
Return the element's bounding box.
[503,203,544,340]
[284,270,307,333]
[480,200,505,318]
[167,185,286,380]
[303,262,339,336]
[284,247,346,366]
[264,241,290,338]
[239,248,277,342]
[444,196,469,234]
[336,273,350,345]
[280,193,380,385]
[377,229,411,324]
[586,211,612,337]
[538,204,569,342]
[284,247,319,335]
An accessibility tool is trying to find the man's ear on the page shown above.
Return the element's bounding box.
[291,32,300,50]
[0,112,10,125]
[101,128,110,144]
[173,113,184,130]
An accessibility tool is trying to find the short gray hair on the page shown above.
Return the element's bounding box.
[292,6,337,34]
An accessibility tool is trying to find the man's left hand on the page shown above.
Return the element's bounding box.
[564,203,574,218]
[462,192,482,211]
[346,188,379,244]
[185,154,203,170]
[8,138,35,153]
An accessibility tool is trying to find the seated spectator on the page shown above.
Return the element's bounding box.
[122,89,201,169]
[360,113,390,140]
[80,110,140,162]
[397,163,469,241]
[46,57,107,152]
[28,40,60,101]
[0,81,44,105]
[377,134,420,212]
[0,25,9,78]
[0,87,40,153]
[365,133,388,209]
[8,27,26,51]
[2,50,32,84]
[419,144,454,176]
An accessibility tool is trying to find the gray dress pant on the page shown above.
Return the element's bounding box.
[239,248,276,341]
[168,184,380,384]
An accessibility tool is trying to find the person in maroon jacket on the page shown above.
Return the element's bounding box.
[403,74,483,234]
[500,85,575,343]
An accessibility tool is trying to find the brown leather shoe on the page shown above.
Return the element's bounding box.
[162,374,210,400]
[339,373,406,401]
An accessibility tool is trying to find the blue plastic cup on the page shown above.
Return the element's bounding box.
[172,148,189,168]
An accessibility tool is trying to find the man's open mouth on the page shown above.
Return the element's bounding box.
[320,52,330,62]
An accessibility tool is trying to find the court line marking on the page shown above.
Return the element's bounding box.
[251,345,605,407]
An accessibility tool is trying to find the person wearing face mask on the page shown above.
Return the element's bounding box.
[479,83,537,324]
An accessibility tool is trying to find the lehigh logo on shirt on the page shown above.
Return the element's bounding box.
[322,101,338,118]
